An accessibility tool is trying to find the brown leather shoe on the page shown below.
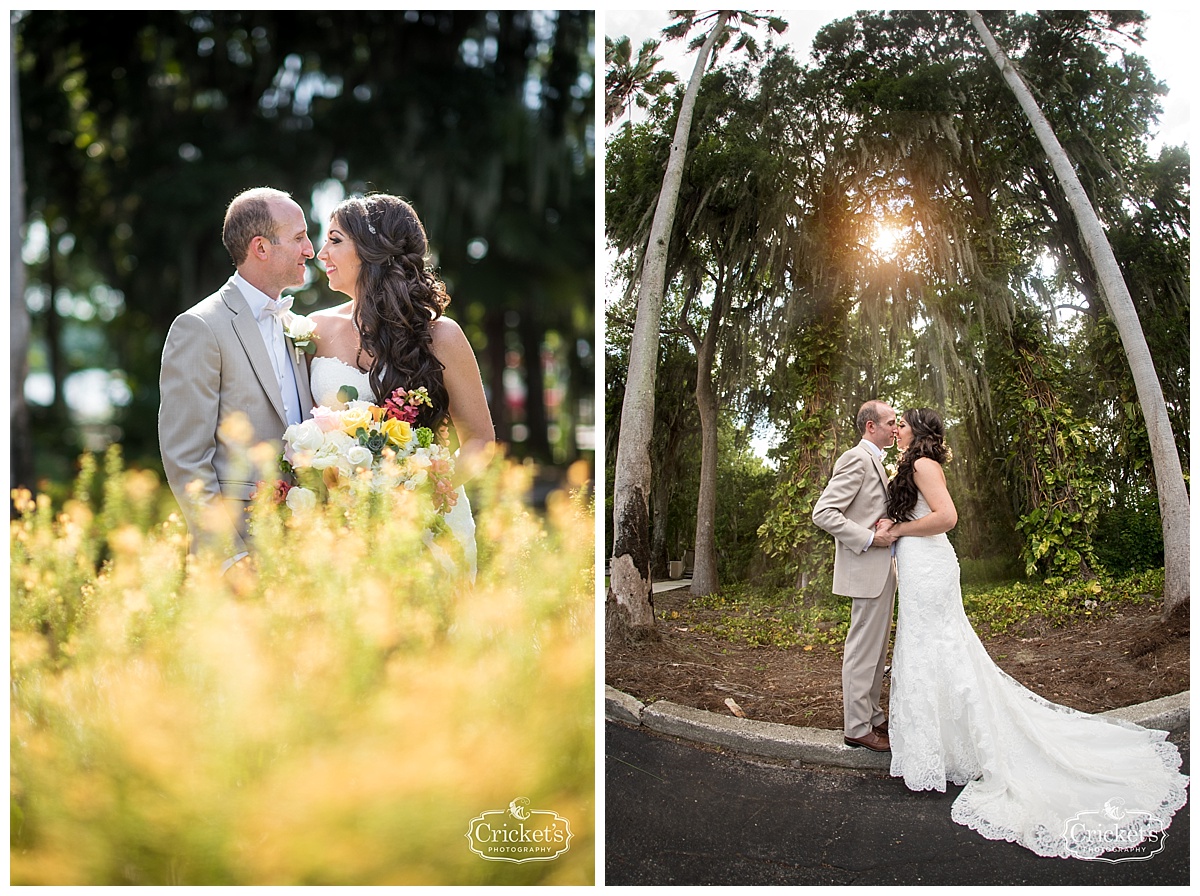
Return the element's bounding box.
[844,730,891,752]
[873,720,888,738]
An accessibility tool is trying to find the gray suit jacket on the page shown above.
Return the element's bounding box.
[812,440,894,598]
[158,277,314,554]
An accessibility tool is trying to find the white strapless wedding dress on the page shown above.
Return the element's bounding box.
[889,492,1187,858]
[309,355,477,580]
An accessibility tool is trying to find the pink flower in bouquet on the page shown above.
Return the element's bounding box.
[385,402,418,425]
[311,405,343,433]
[433,484,458,513]
[384,385,433,425]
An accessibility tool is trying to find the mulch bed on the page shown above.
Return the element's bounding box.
[606,586,1189,730]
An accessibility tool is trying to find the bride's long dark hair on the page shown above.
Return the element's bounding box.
[886,408,950,521]
[333,193,450,429]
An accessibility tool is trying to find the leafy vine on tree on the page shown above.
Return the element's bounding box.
[991,310,1103,581]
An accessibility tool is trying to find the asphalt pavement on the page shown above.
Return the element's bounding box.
[605,721,1190,885]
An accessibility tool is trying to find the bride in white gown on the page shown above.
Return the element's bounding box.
[303,193,495,578]
[881,408,1187,859]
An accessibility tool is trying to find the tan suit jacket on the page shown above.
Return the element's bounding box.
[158,277,313,554]
[812,440,893,598]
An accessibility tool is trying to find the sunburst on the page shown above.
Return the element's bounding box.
[871,223,904,259]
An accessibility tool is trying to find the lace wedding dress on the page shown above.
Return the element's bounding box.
[309,355,477,579]
[889,492,1187,858]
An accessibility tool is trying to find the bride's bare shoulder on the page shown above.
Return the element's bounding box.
[308,302,353,320]
[308,302,354,331]
[430,315,468,348]
[912,456,948,484]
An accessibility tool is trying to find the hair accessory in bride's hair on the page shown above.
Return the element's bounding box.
[367,222,377,234]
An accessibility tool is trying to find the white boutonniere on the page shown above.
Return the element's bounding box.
[283,313,318,362]
[884,447,900,480]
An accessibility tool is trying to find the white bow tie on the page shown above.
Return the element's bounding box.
[260,295,293,321]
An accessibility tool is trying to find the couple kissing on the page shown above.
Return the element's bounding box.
[812,399,1185,858]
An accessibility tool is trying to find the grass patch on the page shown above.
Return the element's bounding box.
[675,585,850,649]
[666,568,1166,648]
[962,568,1164,636]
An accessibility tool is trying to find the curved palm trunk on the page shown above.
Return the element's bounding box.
[970,11,1189,614]
[609,12,730,639]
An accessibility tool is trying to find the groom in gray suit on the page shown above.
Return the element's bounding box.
[812,400,899,751]
[159,187,315,561]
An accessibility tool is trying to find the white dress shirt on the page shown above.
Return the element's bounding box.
[233,272,303,427]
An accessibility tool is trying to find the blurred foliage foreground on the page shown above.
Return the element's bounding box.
[10,448,595,885]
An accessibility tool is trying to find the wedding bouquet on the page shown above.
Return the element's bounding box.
[278,385,457,514]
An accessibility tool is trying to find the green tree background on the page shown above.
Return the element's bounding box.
[13,10,596,499]
[605,10,1187,601]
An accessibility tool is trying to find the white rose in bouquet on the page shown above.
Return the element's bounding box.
[284,418,326,454]
[310,431,355,470]
[285,486,317,512]
[346,444,374,469]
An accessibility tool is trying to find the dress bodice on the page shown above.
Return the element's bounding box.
[910,491,932,521]
[310,355,375,406]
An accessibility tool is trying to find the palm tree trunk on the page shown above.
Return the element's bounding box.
[690,337,721,596]
[609,12,730,640]
[689,276,729,597]
[969,11,1189,614]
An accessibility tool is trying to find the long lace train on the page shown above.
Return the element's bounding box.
[889,495,1187,858]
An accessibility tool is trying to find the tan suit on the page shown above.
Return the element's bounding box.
[158,277,313,556]
[812,439,897,738]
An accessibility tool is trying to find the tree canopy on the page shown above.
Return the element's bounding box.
[15,10,596,490]
[604,10,1187,611]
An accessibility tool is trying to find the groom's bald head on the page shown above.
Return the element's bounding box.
[856,400,887,437]
[223,187,294,266]
[858,400,898,450]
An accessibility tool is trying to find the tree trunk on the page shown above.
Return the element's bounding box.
[609,12,730,640]
[969,11,1189,614]
[689,278,728,597]
[10,19,34,497]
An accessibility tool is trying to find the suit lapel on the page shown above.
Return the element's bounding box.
[859,440,889,491]
[872,452,889,490]
[223,280,289,427]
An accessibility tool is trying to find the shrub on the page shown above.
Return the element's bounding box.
[10,449,594,885]
[1091,498,1164,574]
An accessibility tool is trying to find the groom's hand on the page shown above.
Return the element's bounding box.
[872,519,897,548]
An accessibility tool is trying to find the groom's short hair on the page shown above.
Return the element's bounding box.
[856,400,884,437]
[223,187,292,266]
